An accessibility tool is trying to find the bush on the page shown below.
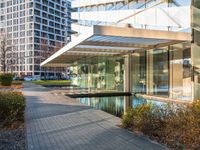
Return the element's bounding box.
[0,73,13,86]
[122,101,200,149]
[0,91,25,124]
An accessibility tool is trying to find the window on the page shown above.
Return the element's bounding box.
[20,18,25,24]
[20,11,25,17]
[20,31,25,37]
[49,2,54,8]
[34,31,40,36]
[13,19,18,24]
[20,38,25,44]
[13,26,18,31]
[20,25,25,30]
[35,17,41,23]
[7,27,12,32]
[42,26,47,31]
[48,27,54,33]
[49,8,54,14]
[42,6,47,11]
[34,38,40,43]
[34,24,40,30]
[34,10,40,16]
[27,30,33,36]
[0,2,5,8]
[42,19,47,24]
[49,34,54,40]
[49,21,54,27]
[35,3,41,9]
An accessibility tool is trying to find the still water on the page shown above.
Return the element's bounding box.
[77,96,165,117]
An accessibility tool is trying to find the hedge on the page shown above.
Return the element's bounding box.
[122,101,200,149]
[0,73,13,86]
[0,91,25,124]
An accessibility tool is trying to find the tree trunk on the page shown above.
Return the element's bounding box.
[44,67,47,80]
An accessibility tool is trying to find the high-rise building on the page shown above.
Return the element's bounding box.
[42,0,200,103]
[0,0,71,76]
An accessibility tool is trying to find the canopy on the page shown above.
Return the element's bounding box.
[41,25,191,67]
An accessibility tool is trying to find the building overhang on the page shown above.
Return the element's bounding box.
[41,25,192,67]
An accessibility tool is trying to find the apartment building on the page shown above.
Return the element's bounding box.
[0,0,71,76]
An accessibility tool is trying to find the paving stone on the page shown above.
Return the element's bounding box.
[23,83,165,150]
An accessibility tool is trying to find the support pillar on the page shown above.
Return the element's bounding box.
[146,50,154,95]
[88,64,92,92]
[124,54,132,114]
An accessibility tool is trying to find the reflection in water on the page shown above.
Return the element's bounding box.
[77,96,167,117]
[78,97,124,117]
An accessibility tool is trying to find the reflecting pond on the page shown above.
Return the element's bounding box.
[77,96,167,117]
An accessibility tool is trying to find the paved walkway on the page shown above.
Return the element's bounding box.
[23,83,165,150]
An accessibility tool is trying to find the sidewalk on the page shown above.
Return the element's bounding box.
[23,83,165,150]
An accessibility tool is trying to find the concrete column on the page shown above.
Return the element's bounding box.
[146,50,154,94]
[124,54,132,114]
[88,64,92,92]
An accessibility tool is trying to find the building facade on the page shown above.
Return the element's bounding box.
[0,0,71,76]
[42,0,200,103]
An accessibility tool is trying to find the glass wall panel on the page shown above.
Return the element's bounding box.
[131,51,146,93]
[131,43,192,101]
[170,43,192,100]
[114,58,124,91]
[77,60,89,88]
[146,48,169,96]
[70,65,78,86]
[72,56,125,92]
[192,0,200,100]
[193,6,200,31]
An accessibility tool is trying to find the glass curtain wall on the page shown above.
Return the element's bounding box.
[131,51,146,93]
[192,0,200,100]
[170,43,192,100]
[77,59,89,88]
[146,48,169,96]
[131,43,192,101]
[73,56,125,92]
[69,65,78,86]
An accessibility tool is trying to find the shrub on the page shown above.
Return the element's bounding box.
[0,91,25,124]
[0,73,13,86]
[122,101,200,149]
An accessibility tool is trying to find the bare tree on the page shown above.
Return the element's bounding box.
[0,32,12,73]
[40,38,49,80]
[40,39,65,80]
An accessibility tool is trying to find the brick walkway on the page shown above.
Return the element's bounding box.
[23,83,165,150]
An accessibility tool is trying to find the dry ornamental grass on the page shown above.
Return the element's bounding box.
[122,101,200,149]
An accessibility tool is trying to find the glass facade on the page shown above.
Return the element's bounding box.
[131,42,192,101]
[70,56,125,92]
[68,0,195,102]
[146,48,169,96]
[40,0,199,103]
[70,42,193,101]
[192,0,200,100]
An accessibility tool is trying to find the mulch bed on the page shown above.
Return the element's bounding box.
[0,85,23,89]
[0,121,25,150]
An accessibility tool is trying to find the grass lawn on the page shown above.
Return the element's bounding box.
[30,80,71,85]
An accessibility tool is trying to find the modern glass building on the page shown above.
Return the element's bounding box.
[0,0,71,76]
[41,0,200,105]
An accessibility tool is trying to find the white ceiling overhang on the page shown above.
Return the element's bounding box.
[41,25,192,67]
